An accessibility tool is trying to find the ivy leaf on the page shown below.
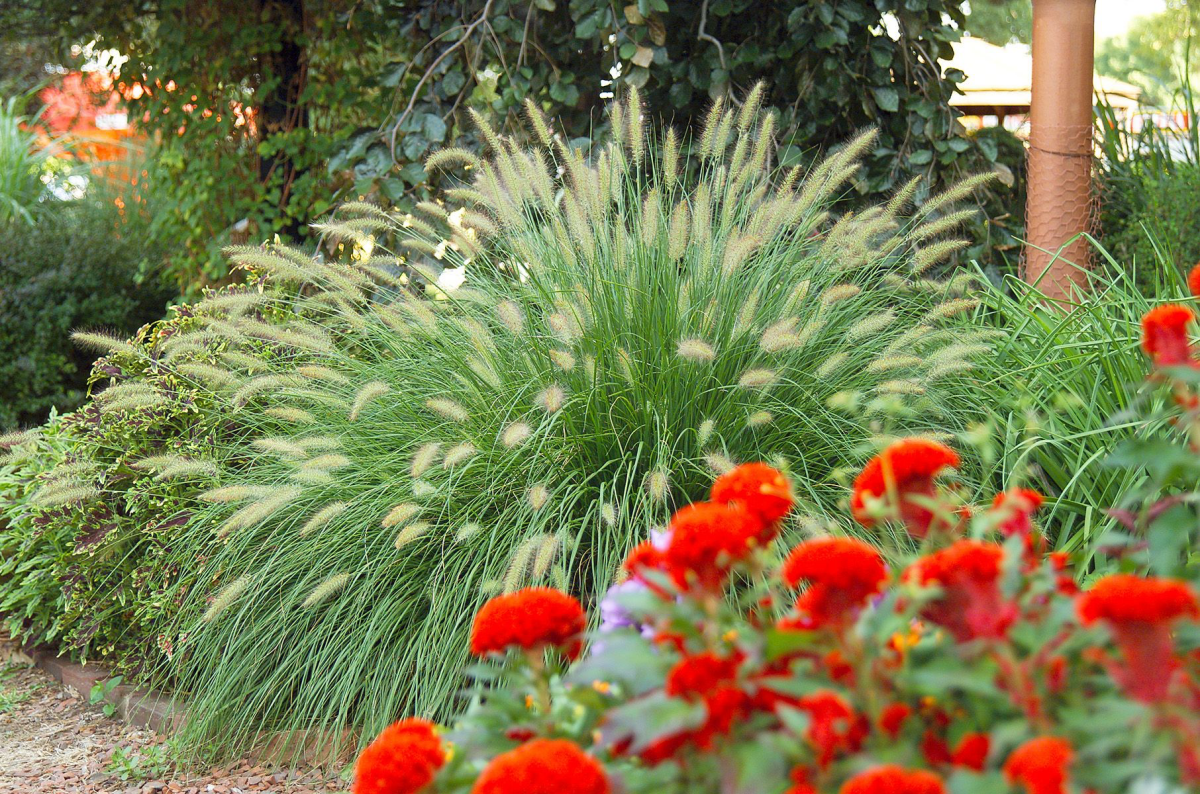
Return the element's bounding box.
[908,149,934,166]
[422,113,447,143]
[399,161,426,186]
[872,87,900,113]
[440,69,466,95]
[977,136,999,162]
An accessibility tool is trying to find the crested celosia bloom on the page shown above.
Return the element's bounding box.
[665,651,743,699]
[471,738,609,794]
[1141,304,1195,367]
[794,690,867,769]
[784,765,817,794]
[353,718,445,794]
[1077,574,1200,702]
[950,732,990,771]
[850,438,960,538]
[1003,737,1073,794]
[1189,263,1200,297]
[905,541,1015,642]
[470,587,587,660]
[839,765,946,794]
[990,488,1044,542]
[780,537,888,629]
[623,540,665,580]
[663,501,761,591]
[710,462,795,539]
[878,702,912,738]
[649,649,749,759]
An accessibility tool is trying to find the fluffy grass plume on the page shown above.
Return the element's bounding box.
[156,88,991,759]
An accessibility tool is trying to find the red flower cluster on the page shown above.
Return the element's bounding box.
[1077,574,1200,702]
[472,738,609,794]
[794,690,867,769]
[839,765,945,794]
[990,488,1044,543]
[470,587,587,660]
[905,541,1015,642]
[662,501,761,591]
[665,650,742,699]
[353,718,445,794]
[1003,737,1073,794]
[851,439,960,538]
[1141,303,1195,367]
[711,462,796,540]
[781,537,888,629]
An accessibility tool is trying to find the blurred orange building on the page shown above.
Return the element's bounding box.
[38,69,139,161]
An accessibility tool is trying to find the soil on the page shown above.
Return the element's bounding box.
[0,643,348,794]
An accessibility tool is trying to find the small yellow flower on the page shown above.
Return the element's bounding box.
[525,694,535,710]
[592,680,612,694]
[722,630,739,643]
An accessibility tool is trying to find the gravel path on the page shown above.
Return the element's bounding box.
[0,642,347,794]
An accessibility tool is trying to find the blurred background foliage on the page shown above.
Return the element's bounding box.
[0,0,1019,298]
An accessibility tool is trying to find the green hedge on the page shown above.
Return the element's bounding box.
[0,197,173,429]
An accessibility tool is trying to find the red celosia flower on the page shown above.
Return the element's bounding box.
[354,718,445,794]
[878,702,912,738]
[470,587,587,660]
[1004,737,1073,794]
[781,537,888,629]
[822,649,855,685]
[622,541,666,593]
[1188,263,1200,297]
[664,501,761,591]
[990,488,1044,543]
[785,765,817,794]
[839,765,946,794]
[1077,574,1200,702]
[665,651,742,699]
[644,651,749,762]
[711,462,795,540]
[851,439,960,538]
[951,732,990,771]
[472,738,609,794]
[1141,303,1195,367]
[640,684,749,764]
[795,690,867,769]
[921,730,952,766]
[905,541,1016,642]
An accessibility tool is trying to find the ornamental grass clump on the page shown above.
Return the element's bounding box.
[352,456,1200,793]
[151,88,994,754]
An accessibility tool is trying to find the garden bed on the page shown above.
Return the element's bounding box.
[0,635,347,793]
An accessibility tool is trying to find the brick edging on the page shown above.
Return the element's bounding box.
[25,645,185,734]
[24,644,354,766]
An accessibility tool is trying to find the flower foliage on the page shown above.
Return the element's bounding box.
[355,461,1200,793]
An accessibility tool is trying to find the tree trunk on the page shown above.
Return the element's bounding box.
[257,0,308,238]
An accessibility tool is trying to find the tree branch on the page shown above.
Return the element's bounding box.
[388,0,496,161]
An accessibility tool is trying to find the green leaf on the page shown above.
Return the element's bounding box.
[1147,504,1194,577]
[908,148,934,166]
[568,632,670,695]
[873,87,900,113]
[422,113,447,143]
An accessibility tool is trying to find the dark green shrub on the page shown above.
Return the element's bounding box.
[0,284,289,671]
[0,196,173,429]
